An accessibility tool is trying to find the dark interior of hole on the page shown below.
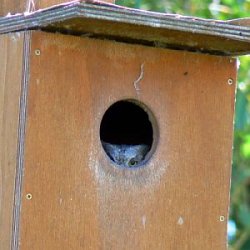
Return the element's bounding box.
[100,101,153,146]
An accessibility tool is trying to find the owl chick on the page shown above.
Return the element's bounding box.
[102,141,150,168]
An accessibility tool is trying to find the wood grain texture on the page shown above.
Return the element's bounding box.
[0,0,114,16]
[0,1,23,16]
[41,0,114,9]
[0,33,24,250]
[20,31,236,249]
[37,0,115,10]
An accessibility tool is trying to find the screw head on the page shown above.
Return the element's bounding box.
[228,78,234,85]
[26,193,32,200]
[219,215,225,222]
[35,49,41,56]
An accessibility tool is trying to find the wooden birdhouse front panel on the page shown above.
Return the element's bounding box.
[18,31,236,249]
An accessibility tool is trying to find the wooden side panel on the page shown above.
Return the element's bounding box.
[20,31,236,249]
[0,33,24,250]
[0,0,114,16]
[0,1,23,16]
[38,0,115,10]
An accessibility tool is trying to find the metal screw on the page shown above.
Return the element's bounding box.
[35,49,41,56]
[228,78,234,85]
[177,217,184,225]
[26,193,32,200]
[219,215,225,222]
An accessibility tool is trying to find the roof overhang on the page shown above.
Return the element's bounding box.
[0,0,249,55]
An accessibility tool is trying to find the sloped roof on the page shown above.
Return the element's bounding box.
[0,0,249,55]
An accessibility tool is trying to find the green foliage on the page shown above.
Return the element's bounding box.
[233,55,250,249]
[116,0,213,17]
[116,0,250,18]
[116,0,250,248]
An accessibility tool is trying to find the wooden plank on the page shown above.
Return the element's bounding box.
[0,32,24,250]
[0,1,249,55]
[19,31,236,249]
[38,0,114,9]
[0,1,23,16]
[0,0,114,16]
[0,0,71,16]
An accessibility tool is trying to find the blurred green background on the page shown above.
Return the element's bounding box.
[115,0,250,249]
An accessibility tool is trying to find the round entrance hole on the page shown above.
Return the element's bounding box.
[100,100,157,168]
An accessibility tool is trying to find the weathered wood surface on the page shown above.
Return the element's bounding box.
[0,1,249,55]
[18,31,236,249]
[0,33,24,250]
[0,0,114,16]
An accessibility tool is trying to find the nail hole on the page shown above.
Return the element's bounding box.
[100,99,157,168]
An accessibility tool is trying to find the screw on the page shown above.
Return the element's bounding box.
[177,217,184,225]
[26,193,32,200]
[228,78,234,85]
[35,49,41,56]
[219,215,225,222]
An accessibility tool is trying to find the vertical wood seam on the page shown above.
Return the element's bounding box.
[0,32,8,248]
[11,30,31,250]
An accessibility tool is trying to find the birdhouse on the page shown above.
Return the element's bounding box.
[0,0,249,249]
